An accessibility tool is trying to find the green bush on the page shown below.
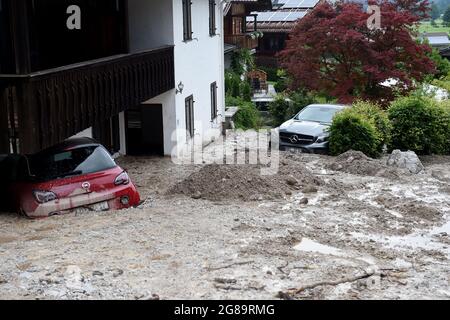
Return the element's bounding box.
[388,95,450,155]
[226,96,261,130]
[225,71,241,97]
[268,90,319,126]
[426,48,450,81]
[231,49,255,75]
[274,79,288,93]
[240,81,252,101]
[268,94,291,126]
[351,100,391,153]
[329,109,381,158]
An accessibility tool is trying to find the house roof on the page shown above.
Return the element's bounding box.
[421,32,450,46]
[224,0,273,16]
[248,0,319,33]
[248,10,308,32]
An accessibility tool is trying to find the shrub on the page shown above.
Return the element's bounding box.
[274,79,288,93]
[388,95,450,155]
[268,94,291,126]
[231,49,255,75]
[225,71,241,98]
[240,81,252,101]
[329,109,381,158]
[268,90,317,126]
[351,100,391,153]
[426,48,450,81]
[226,96,261,130]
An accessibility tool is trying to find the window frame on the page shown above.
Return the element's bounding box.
[210,82,218,121]
[209,0,216,36]
[182,0,193,41]
[185,95,195,139]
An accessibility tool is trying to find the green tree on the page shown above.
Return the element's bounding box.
[231,49,255,75]
[427,47,450,80]
[443,6,450,26]
[431,3,440,20]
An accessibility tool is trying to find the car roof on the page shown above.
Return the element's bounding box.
[305,104,348,109]
[33,137,101,156]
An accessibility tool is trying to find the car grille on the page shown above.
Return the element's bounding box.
[280,132,316,145]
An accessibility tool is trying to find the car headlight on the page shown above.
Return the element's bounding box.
[33,190,58,203]
[316,135,329,143]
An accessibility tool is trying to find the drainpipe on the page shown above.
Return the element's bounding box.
[219,0,229,129]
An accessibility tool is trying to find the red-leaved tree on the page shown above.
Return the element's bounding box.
[279,0,436,104]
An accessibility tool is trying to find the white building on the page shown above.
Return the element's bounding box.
[127,0,226,157]
[1,0,226,157]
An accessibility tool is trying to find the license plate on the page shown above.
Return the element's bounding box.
[90,201,109,212]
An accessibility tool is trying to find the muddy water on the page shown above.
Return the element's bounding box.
[0,151,449,300]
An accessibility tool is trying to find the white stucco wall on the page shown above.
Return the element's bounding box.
[171,0,225,152]
[128,0,225,156]
[127,0,174,51]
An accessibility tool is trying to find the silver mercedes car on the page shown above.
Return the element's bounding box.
[278,104,347,153]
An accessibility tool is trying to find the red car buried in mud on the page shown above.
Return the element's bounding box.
[0,138,140,218]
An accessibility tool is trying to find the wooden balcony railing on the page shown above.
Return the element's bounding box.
[224,34,259,50]
[0,46,175,154]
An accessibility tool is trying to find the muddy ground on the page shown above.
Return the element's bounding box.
[0,146,449,300]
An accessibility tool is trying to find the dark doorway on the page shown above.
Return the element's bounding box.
[126,105,164,156]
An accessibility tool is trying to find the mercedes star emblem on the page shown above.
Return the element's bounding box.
[289,135,299,143]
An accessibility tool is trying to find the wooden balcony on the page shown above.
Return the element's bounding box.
[0,46,174,154]
[224,34,259,50]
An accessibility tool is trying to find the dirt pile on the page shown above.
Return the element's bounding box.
[375,195,443,222]
[327,150,399,178]
[169,162,324,201]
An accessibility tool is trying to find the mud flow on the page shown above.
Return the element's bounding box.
[0,145,449,299]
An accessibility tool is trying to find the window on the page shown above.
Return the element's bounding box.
[29,146,116,181]
[209,0,216,36]
[185,95,195,138]
[210,82,218,120]
[182,0,193,41]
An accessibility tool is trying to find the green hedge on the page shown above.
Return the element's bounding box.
[329,108,382,158]
[351,101,391,153]
[226,95,261,130]
[388,95,450,155]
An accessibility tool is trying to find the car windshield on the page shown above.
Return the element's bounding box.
[295,106,340,124]
[29,145,116,181]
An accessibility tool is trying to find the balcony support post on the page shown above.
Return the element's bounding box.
[0,86,10,153]
[16,81,40,154]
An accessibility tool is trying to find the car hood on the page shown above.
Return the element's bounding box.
[280,120,330,137]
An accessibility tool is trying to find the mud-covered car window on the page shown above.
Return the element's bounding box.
[29,146,116,181]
